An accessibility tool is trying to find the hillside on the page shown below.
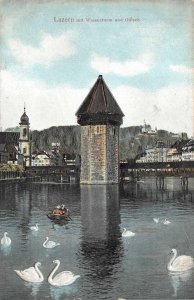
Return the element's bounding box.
[32,126,80,155]
[30,125,187,160]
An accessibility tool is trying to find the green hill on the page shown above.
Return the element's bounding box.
[30,125,187,160]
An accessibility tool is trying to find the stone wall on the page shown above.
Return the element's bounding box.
[80,124,119,184]
[80,126,91,183]
[106,125,119,183]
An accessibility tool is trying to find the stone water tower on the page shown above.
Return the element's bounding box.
[76,75,124,184]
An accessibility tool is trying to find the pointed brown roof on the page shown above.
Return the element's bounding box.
[76,75,124,126]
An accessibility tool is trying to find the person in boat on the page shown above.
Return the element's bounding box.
[52,205,64,216]
[51,204,70,217]
[60,204,70,217]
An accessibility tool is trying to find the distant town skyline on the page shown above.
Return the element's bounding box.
[1,0,193,136]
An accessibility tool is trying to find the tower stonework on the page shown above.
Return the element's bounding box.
[76,75,124,184]
[19,108,31,166]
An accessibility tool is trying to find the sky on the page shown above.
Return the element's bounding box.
[0,0,194,136]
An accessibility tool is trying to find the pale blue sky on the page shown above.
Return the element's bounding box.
[1,0,194,135]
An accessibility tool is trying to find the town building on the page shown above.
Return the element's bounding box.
[19,107,31,166]
[0,109,31,166]
[63,153,77,166]
[0,132,21,164]
[140,121,157,135]
[31,152,52,166]
[136,141,169,163]
[167,140,189,162]
[182,139,194,161]
[50,143,63,165]
[76,75,124,184]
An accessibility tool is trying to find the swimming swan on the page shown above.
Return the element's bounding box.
[163,219,171,225]
[122,228,135,237]
[43,237,60,249]
[1,232,11,246]
[30,224,39,231]
[168,249,194,272]
[48,260,80,286]
[14,262,44,283]
[153,218,160,223]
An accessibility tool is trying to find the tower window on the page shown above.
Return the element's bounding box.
[23,148,27,154]
[110,127,116,136]
[95,126,100,134]
[23,128,27,137]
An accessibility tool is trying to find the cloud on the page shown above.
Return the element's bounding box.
[90,53,154,77]
[113,84,192,136]
[1,70,192,136]
[169,64,194,74]
[1,70,87,130]
[8,33,76,67]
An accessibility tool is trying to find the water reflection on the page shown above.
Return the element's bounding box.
[1,179,194,299]
[121,177,193,203]
[25,282,42,299]
[52,223,69,231]
[49,284,79,300]
[169,270,193,297]
[1,244,11,256]
[79,185,123,281]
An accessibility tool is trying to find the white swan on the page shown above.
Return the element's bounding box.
[30,224,39,231]
[163,219,171,225]
[14,262,44,283]
[43,237,60,249]
[153,218,160,223]
[122,228,135,237]
[1,232,11,246]
[48,260,80,286]
[168,249,194,272]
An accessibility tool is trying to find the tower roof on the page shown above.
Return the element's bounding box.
[20,107,29,125]
[76,75,124,126]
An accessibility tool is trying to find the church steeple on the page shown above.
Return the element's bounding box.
[19,106,31,166]
[20,104,30,125]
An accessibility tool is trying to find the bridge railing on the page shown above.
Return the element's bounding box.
[0,171,23,180]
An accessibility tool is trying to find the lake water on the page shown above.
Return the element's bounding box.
[0,177,194,300]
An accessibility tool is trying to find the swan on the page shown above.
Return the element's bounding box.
[30,224,39,231]
[167,249,194,272]
[153,218,159,223]
[48,260,80,286]
[163,219,171,225]
[43,237,60,249]
[122,228,135,237]
[14,262,44,283]
[1,232,11,246]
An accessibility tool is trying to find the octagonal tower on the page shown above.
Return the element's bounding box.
[76,75,124,184]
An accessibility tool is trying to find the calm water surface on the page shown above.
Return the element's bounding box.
[0,177,194,300]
